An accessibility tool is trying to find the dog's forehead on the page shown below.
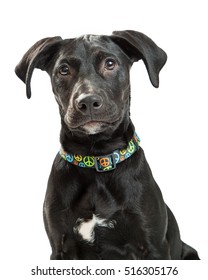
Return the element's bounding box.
[79,34,119,53]
[82,34,102,43]
[61,34,120,57]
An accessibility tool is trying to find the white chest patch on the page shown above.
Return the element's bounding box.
[74,214,116,243]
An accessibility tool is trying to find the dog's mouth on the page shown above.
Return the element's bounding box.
[65,117,121,135]
[80,119,120,135]
[64,109,122,135]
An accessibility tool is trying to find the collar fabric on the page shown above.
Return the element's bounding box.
[60,133,140,172]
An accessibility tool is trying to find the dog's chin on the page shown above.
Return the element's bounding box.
[67,118,121,135]
[80,121,109,135]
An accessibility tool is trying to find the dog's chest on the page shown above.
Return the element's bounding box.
[71,179,121,244]
[73,214,116,243]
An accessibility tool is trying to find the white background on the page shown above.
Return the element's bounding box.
[1,0,207,278]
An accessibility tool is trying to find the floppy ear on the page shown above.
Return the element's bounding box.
[111,30,167,88]
[15,36,63,98]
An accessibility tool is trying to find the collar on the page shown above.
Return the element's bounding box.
[60,133,140,172]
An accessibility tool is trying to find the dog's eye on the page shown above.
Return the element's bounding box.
[105,58,116,70]
[59,64,70,76]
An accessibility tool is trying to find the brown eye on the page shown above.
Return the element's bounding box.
[59,64,70,76]
[105,58,116,70]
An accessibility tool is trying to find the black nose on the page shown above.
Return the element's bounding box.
[76,94,103,114]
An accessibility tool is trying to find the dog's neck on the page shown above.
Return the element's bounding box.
[60,118,135,156]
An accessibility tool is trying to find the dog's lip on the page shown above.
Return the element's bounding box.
[69,118,120,129]
[81,118,120,127]
[80,120,119,135]
[65,114,121,130]
[83,121,106,126]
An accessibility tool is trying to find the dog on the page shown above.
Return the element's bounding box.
[15,30,200,260]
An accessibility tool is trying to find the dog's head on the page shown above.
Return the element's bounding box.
[15,30,167,136]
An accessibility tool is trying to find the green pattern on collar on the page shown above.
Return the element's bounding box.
[60,133,140,172]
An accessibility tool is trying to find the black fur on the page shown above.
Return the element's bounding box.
[15,30,199,260]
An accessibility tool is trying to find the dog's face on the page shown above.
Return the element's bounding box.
[51,36,132,135]
[15,30,167,136]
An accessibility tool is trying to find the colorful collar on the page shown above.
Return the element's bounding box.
[60,133,140,172]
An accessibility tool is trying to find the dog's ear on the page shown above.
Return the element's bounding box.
[111,30,167,88]
[15,36,63,99]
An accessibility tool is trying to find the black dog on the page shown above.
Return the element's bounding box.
[15,30,199,260]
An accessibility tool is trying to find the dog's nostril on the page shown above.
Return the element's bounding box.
[93,101,102,109]
[78,103,87,111]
